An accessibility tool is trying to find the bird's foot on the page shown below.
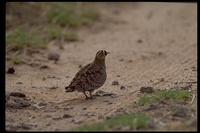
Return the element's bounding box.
[85,96,96,100]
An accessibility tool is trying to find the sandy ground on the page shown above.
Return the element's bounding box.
[6,2,197,131]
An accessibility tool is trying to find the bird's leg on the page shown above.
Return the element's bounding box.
[89,91,95,99]
[83,91,89,100]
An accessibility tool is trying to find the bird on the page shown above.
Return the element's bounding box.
[65,50,110,100]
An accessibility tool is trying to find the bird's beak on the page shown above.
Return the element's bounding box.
[106,52,110,55]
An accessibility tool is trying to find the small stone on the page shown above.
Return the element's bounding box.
[119,58,124,62]
[48,52,60,61]
[159,78,165,82]
[120,86,125,90]
[20,100,31,107]
[25,122,38,127]
[63,114,72,118]
[10,92,26,97]
[110,94,119,98]
[80,113,88,116]
[63,105,73,111]
[140,86,155,93]
[98,115,104,119]
[173,105,188,117]
[19,123,31,129]
[74,119,82,124]
[37,99,47,106]
[52,115,62,120]
[7,67,15,74]
[112,80,119,85]
[9,101,22,109]
[181,84,192,90]
[88,113,95,117]
[44,108,56,113]
[49,86,58,90]
[16,82,23,84]
[115,107,124,113]
[143,104,158,111]
[116,75,121,77]
[39,65,49,69]
[137,39,143,43]
[82,107,87,110]
[103,100,113,105]
[31,104,40,110]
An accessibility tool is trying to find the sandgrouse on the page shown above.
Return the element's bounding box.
[65,50,110,100]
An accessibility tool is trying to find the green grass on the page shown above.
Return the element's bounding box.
[74,112,149,131]
[6,55,22,64]
[136,89,191,106]
[6,2,100,51]
[6,27,48,49]
[47,2,100,27]
[47,27,78,41]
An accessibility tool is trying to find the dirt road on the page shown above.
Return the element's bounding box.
[6,2,197,131]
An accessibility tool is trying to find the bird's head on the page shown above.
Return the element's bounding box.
[95,50,110,60]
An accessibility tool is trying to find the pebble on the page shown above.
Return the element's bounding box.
[31,104,40,110]
[181,84,192,90]
[82,107,87,110]
[6,101,22,109]
[25,122,38,127]
[120,86,126,90]
[20,100,31,107]
[7,67,15,74]
[52,115,62,120]
[140,86,155,93]
[44,108,57,113]
[143,104,158,111]
[98,115,104,119]
[80,113,88,116]
[173,105,188,117]
[39,65,49,69]
[63,114,72,118]
[48,52,60,61]
[115,107,124,113]
[16,82,23,84]
[63,105,73,111]
[112,80,119,85]
[73,119,82,124]
[103,100,113,105]
[10,92,26,97]
[37,99,47,106]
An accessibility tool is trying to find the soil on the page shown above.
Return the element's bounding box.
[5,2,197,131]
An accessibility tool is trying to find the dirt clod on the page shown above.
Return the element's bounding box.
[63,114,73,118]
[120,85,126,90]
[112,80,119,85]
[48,52,60,61]
[10,92,26,97]
[140,86,155,93]
[7,67,15,74]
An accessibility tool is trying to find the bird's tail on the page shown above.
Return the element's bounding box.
[65,86,75,92]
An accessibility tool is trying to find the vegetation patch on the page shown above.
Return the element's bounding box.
[6,2,100,50]
[74,112,149,131]
[135,89,191,106]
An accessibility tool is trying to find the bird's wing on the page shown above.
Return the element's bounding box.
[69,63,106,89]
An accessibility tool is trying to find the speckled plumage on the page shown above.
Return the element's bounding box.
[65,50,110,99]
